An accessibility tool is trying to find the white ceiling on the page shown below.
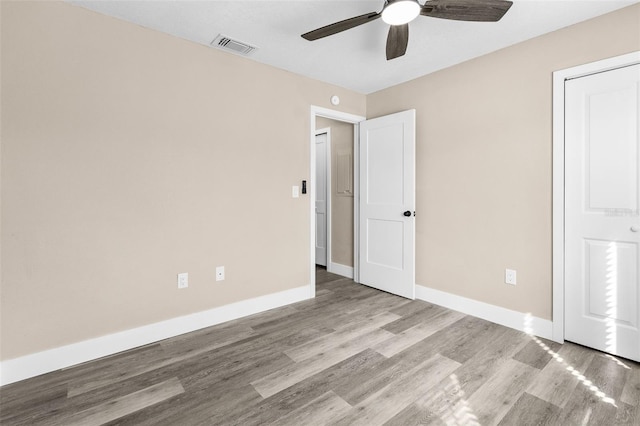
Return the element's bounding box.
[70,0,638,94]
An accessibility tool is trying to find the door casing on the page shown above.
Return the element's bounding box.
[552,51,640,343]
[309,106,365,297]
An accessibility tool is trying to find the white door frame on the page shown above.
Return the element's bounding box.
[309,106,366,297]
[552,51,640,343]
[315,127,332,268]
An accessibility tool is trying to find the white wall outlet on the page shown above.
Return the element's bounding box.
[505,269,517,286]
[216,266,225,281]
[178,272,188,289]
[292,185,299,198]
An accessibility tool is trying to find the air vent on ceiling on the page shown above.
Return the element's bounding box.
[211,34,258,56]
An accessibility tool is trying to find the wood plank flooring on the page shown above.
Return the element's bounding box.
[1,267,639,425]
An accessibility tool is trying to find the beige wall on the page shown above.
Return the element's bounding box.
[0,1,365,360]
[316,117,354,267]
[367,4,640,320]
[2,0,639,364]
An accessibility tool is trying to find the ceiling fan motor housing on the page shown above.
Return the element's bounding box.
[382,0,422,26]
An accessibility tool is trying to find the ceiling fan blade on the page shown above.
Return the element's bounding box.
[302,11,381,41]
[386,24,409,61]
[421,0,513,22]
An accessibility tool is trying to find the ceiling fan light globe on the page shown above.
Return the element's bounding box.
[381,0,421,25]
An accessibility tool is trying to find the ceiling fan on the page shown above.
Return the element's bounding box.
[301,0,513,60]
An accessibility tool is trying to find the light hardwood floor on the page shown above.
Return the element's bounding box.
[1,267,639,425]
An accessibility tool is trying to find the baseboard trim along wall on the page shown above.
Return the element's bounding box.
[328,262,354,279]
[1,283,554,385]
[416,284,553,341]
[0,285,310,386]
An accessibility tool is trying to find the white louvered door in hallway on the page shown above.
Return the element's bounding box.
[315,132,328,266]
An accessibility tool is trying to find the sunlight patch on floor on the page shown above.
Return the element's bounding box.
[425,374,480,426]
[605,242,618,355]
[523,313,617,407]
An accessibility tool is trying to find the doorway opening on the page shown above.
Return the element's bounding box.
[309,106,365,297]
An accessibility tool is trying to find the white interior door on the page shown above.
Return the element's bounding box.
[315,133,328,266]
[359,110,415,299]
[565,64,640,362]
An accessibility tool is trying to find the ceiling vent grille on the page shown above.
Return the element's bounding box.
[211,34,258,56]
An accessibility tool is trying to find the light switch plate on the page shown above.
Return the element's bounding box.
[292,185,299,198]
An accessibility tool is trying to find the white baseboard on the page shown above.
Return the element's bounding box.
[0,285,311,386]
[416,284,553,340]
[328,262,354,279]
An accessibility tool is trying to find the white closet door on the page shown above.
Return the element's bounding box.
[565,64,640,362]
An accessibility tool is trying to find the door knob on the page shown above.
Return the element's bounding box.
[403,211,411,217]
[631,225,640,232]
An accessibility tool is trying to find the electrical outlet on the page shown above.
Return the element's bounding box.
[178,272,188,289]
[505,269,517,286]
[216,266,225,281]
